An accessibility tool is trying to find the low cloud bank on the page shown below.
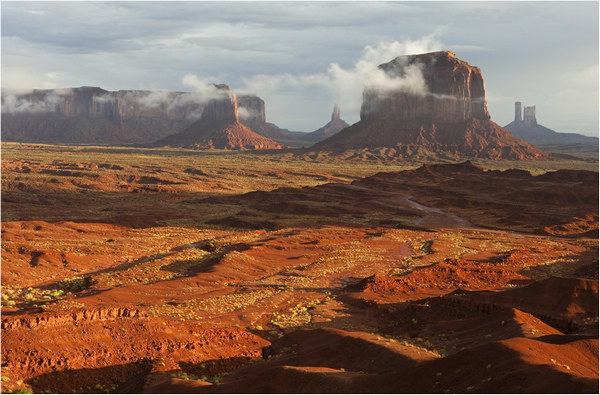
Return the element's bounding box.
[240,35,443,118]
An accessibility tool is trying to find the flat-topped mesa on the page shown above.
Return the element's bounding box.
[360,50,490,123]
[201,84,239,122]
[311,51,551,160]
[237,94,267,123]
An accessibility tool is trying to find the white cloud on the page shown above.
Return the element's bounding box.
[1,2,596,134]
[240,36,443,122]
[1,90,64,114]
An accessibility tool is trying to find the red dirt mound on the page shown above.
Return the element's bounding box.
[160,333,598,393]
[158,120,286,150]
[444,277,599,332]
[203,162,598,235]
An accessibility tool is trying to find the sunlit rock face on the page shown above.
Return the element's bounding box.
[156,85,285,150]
[360,51,489,123]
[312,51,550,160]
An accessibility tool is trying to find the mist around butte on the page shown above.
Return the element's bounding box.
[1,1,598,137]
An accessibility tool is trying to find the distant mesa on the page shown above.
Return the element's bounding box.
[0,87,204,145]
[311,51,550,160]
[1,86,291,147]
[504,101,599,148]
[303,105,350,142]
[236,94,296,141]
[156,84,286,150]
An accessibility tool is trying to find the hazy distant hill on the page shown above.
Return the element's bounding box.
[1,87,206,144]
[504,101,598,147]
[1,86,294,146]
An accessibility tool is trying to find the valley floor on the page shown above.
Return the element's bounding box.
[1,143,598,393]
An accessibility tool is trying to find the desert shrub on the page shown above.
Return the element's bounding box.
[12,386,33,394]
[170,371,200,381]
[56,276,89,292]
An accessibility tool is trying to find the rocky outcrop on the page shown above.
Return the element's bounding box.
[303,105,350,142]
[504,101,599,148]
[156,85,285,150]
[237,94,293,140]
[1,87,206,144]
[199,84,238,122]
[312,51,550,160]
[237,94,266,124]
[1,86,294,147]
[360,51,489,123]
[1,307,147,330]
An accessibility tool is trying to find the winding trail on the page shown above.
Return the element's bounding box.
[404,195,472,228]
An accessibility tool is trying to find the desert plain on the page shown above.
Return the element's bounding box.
[0,142,598,393]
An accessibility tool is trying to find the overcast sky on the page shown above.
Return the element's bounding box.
[1,1,598,135]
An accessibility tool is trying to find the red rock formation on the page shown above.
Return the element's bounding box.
[237,94,299,141]
[504,101,599,148]
[1,307,147,330]
[1,87,206,144]
[312,51,550,160]
[361,51,489,123]
[303,105,350,142]
[157,86,285,150]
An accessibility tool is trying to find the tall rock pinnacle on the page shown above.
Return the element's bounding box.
[511,101,538,126]
[331,104,341,122]
[504,101,597,147]
[523,105,537,126]
[515,101,522,122]
[303,104,350,142]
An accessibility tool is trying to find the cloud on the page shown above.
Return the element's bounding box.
[181,74,232,101]
[1,1,596,134]
[240,35,443,119]
[237,106,254,121]
[1,90,65,114]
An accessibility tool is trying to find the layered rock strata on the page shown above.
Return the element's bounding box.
[313,51,550,160]
[360,51,489,123]
[1,86,292,147]
[1,87,204,144]
[156,85,285,150]
[236,94,293,140]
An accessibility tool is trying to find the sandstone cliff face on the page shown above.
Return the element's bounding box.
[236,94,295,140]
[313,51,550,160]
[156,86,285,150]
[200,84,238,122]
[237,94,266,123]
[360,51,489,123]
[1,87,205,144]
